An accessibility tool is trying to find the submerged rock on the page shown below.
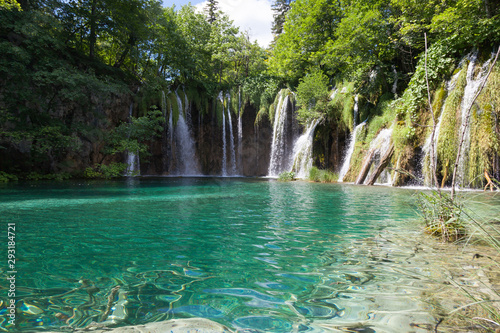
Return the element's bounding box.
[47,318,234,333]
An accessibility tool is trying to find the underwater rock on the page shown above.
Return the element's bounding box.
[46,318,234,333]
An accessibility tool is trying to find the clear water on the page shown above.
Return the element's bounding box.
[0,179,461,332]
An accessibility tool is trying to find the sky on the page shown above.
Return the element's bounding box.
[161,0,274,48]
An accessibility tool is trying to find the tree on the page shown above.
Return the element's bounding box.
[205,0,218,24]
[271,0,292,36]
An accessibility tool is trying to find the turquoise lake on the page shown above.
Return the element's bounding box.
[1,178,488,332]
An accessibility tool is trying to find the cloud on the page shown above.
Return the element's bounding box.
[196,0,274,48]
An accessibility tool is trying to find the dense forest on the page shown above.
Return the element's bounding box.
[0,0,499,186]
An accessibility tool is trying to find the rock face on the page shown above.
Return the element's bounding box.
[142,102,273,177]
[0,92,133,175]
[45,318,234,333]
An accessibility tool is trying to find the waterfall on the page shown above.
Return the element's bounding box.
[226,94,237,175]
[125,103,140,176]
[363,127,394,185]
[421,70,462,186]
[173,91,200,176]
[353,95,359,127]
[338,121,366,182]
[456,52,493,187]
[238,88,243,174]
[291,118,321,179]
[268,90,292,177]
[392,66,398,96]
[219,92,227,176]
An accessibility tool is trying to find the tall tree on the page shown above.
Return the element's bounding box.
[205,0,218,24]
[271,0,292,36]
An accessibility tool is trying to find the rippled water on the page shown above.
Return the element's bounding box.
[0,178,486,332]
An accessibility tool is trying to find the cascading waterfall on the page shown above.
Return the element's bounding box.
[173,91,200,175]
[125,102,140,176]
[219,92,227,176]
[353,95,359,127]
[364,127,394,184]
[456,52,493,187]
[421,70,462,186]
[238,88,243,174]
[226,94,237,175]
[392,66,398,96]
[268,90,291,177]
[338,121,366,182]
[291,118,321,179]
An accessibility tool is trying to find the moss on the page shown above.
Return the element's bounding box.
[432,84,447,120]
[436,65,468,183]
[215,95,224,126]
[468,106,496,187]
[328,81,355,130]
[167,92,180,126]
[468,64,500,188]
[255,106,269,126]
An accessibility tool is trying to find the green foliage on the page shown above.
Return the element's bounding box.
[241,74,280,112]
[84,162,127,179]
[437,66,467,181]
[105,107,164,156]
[278,171,295,181]
[468,105,497,188]
[296,69,330,124]
[395,43,454,134]
[328,82,355,130]
[0,171,18,182]
[0,0,20,10]
[417,191,466,242]
[308,166,337,183]
[26,172,71,181]
[271,0,292,36]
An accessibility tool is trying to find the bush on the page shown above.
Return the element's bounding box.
[84,163,127,179]
[25,172,71,181]
[0,171,18,182]
[278,171,295,181]
[308,166,337,183]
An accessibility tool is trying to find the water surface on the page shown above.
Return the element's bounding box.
[0,178,485,332]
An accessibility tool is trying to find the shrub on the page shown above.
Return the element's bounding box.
[84,163,127,179]
[278,171,295,181]
[308,167,337,183]
[0,171,18,182]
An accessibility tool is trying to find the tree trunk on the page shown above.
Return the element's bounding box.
[355,149,375,185]
[366,144,395,186]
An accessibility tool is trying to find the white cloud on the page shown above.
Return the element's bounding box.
[196,0,274,48]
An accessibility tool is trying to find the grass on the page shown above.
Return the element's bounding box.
[308,166,337,183]
[417,189,500,330]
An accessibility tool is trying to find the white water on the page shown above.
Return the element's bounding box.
[125,103,140,176]
[421,70,462,186]
[456,52,493,187]
[291,119,321,179]
[226,94,237,175]
[219,92,227,176]
[392,66,398,96]
[364,126,394,185]
[174,91,200,175]
[268,90,291,177]
[238,88,243,174]
[338,122,366,182]
[353,95,359,127]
